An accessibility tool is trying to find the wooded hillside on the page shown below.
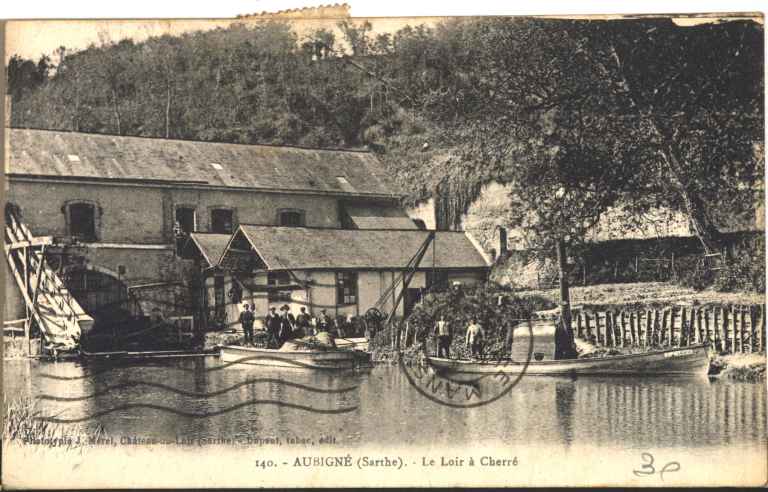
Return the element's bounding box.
[7,17,764,254]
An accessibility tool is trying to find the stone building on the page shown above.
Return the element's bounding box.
[5,128,489,336]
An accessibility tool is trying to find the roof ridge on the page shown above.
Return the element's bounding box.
[8,126,373,154]
[238,223,469,233]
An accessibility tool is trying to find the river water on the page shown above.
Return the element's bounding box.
[3,348,767,453]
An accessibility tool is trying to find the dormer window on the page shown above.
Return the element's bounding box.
[278,209,306,227]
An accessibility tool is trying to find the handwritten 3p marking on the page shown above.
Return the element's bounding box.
[633,452,681,481]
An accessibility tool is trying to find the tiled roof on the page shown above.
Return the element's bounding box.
[344,204,419,230]
[226,225,491,271]
[183,233,231,267]
[7,128,398,197]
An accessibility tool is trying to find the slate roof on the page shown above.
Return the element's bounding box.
[225,225,491,271]
[344,204,419,230]
[182,233,231,267]
[7,128,399,197]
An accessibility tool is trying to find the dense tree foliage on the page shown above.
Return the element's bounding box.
[7,17,763,254]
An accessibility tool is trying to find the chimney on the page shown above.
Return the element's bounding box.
[498,227,508,258]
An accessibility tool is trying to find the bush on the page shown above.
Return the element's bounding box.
[405,282,547,348]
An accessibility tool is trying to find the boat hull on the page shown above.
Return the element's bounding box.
[219,345,366,370]
[427,344,711,377]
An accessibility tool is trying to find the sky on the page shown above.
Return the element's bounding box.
[3,0,763,62]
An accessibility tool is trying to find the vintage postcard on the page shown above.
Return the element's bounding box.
[2,2,766,488]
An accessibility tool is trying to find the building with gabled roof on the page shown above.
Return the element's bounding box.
[6,128,488,339]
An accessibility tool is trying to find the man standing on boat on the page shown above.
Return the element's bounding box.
[239,302,255,345]
[295,306,311,338]
[465,318,485,359]
[435,314,452,358]
[279,305,296,343]
[266,306,281,347]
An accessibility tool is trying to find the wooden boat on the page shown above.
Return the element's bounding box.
[219,344,370,370]
[427,343,711,377]
[334,337,369,351]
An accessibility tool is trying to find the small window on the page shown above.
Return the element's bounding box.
[5,203,21,225]
[69,203,97,242]
[175,207,196,234]
[210,163,223,170]
[211,208,234,234]
[278,209,305,227]
[268,271,292,303]
[336,272,358,305]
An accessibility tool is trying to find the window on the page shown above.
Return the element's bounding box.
[175,207,196,234]
[5,203,21,225]
[268,271,292,303]
[278,209,305,227]
[336,272,358,305]
[211,208,234,234]
[69,203,97,242]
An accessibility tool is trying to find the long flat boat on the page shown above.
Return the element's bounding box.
[427,343,711,377]
[219,344,370,370]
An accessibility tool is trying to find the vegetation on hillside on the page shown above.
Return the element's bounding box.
[7,17,764,263]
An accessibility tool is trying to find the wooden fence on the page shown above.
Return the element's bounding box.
[573,304,767,354]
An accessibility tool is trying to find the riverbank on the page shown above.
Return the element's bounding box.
[3,396,108,449]
[709,353,767,381]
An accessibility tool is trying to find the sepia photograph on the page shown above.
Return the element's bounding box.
[1,1,766,488]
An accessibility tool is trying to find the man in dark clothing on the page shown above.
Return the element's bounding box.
[554,317,578,360]
[504,321,516,357]
[239,303,255,345]
[295,307,311,338]
[266,306,281,347]
[279,305,295,343]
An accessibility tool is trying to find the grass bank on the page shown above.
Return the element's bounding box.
[709,353,767,381]
[3,396,108,448]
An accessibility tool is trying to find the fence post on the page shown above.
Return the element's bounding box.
[748,305,756,353]
[660,309,669,347]
[731,306,738,354]
[576,312,583,339]
[670,307,678,347]
[760,305,767,353]
[680,307,688,347]
[721,307,729,354]
[618,311,626,348]
[645,310,652,347]
[692,308,699,344]
[584,312,592,343]
[596,313,604,346]
[740,306,748,354]
[628,311,636,347]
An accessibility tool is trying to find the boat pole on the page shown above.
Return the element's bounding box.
[556,238,577,359]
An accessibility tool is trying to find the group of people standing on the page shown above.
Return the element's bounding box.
[434,315,487,359]
[434,315,516,360]
[238,303,336,348]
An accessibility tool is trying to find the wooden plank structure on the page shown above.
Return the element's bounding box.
[572,304,767,354]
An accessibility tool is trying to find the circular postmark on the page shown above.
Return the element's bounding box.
[400,321,535,408]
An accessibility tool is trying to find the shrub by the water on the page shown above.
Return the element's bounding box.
[370,283,553,360]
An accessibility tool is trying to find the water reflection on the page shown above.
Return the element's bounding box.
[3,359,766,452]
[555,382,576,447]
